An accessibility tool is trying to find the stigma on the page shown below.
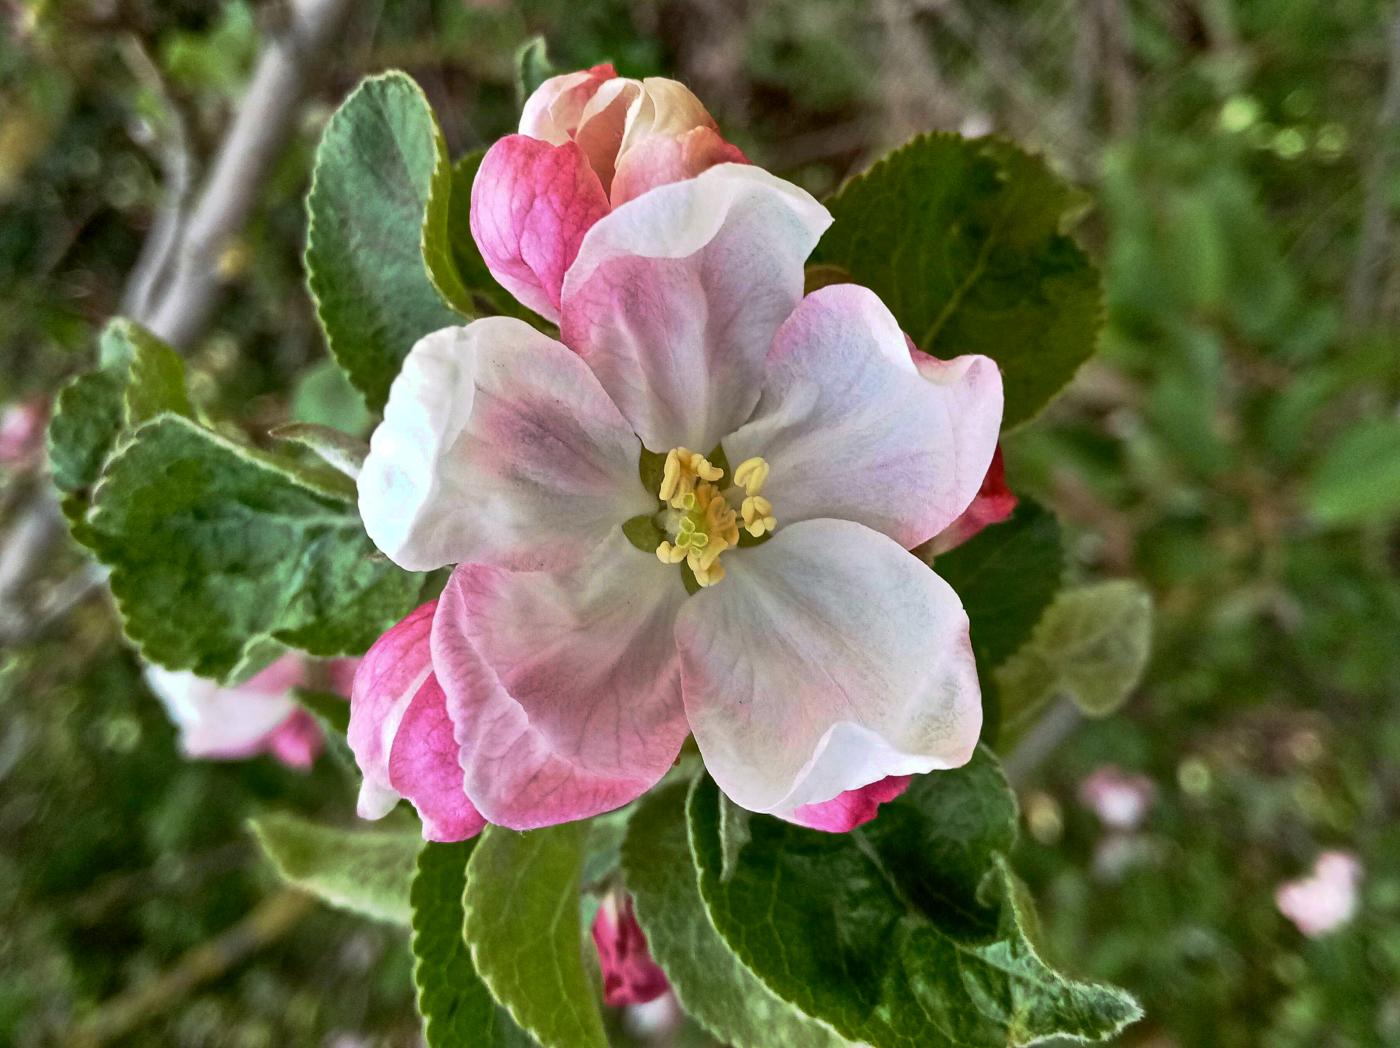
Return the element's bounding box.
[653,448,776,587]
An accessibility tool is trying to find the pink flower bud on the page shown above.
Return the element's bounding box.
[592,891,669,1007]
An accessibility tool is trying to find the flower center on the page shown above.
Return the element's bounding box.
[652,448,776,587]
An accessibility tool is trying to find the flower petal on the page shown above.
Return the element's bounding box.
[923,444,1016,556]
[389,674,487,842]
[676,519,981,817]
[470,134,610,321]
[611,126,746,207]
[359,320,652,573]
[786,775,912,833]
[347,601,435,819]
[560,163,831,453]
[434,531,689,829]
[723,283,1003,548]
[347,601,485,841]
[519,64,619,145]
[144,660,302,761]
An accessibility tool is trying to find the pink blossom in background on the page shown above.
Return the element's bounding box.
[354,163,1004,836]
[1276,850,1363,937]
[471,65,744,322]
[143,654,357,770]
[592,892,669,1007]
[1078,765,1157,831]
[0,396,48,468]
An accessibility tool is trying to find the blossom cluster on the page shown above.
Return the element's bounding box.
[346,65,1013,872]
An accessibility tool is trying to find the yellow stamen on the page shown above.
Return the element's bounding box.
[659,447,724,507]
[733,457,770,496]
[652,450,776,587]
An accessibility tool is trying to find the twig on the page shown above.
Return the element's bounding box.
[1344,5,1400,329]
[134,0,354,349]
[66,887,316,1046]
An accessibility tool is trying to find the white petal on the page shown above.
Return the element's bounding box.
[723,284,1004,549]
[358,319,652,573]
[560,163,831,453]
[676,518,981,816]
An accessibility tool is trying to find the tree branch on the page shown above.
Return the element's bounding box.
[1344,5,1400,329]
[132,0,354,348]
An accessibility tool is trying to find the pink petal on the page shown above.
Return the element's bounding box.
[923,445,1017,556]
[593,892,670,1007]
[389,673,488,842]
[348,601,437,820]
[470,135,610,322]
[144,660,304,761]
[519,64,620,145]
[433,532,688,830]
[358,321,651,573]
[723,283,1003,549]
[611,126,747,207]
[560,164,831,453]
[348,601,485,842]
[786,775,913,833]
[264,709,323,770]
[568,77,640,193]
[677,519,981,817]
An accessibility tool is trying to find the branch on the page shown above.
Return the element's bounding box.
[132,0,354,348]
[1345,6,1400,329]
[67,888,315,1046]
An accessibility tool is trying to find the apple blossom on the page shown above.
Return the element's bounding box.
[143,655,355,770]
[1276,850,1363,938]
[357,163,1002,834]
[471,65,744,322]
[924,445,1016,556]
[0,396,48,469]
[592,891,670,1007]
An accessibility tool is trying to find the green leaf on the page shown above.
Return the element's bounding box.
[1307,417,1400,526]
[998,581,1153,742]
[930,499,1063,742]
[49,318,192,501]
[290,358,374,435]
[270,421,368,480]
[48,368,124,499]
[250,812,420,925]
[463,823,607,1048]
[689,750,1140,1047]
[622,782,848,1048]
[412,841,535,1048]
[292,687,356,775]
[102,318,193,424]
[85,414,425,680]
[306,71,463,412]
[813,133,1101,427]
[515,36,555,104]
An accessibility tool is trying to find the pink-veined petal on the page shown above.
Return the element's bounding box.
[519,64,619,145]
[677,519,981,817]
[358,320,652,573]
[560,163,831,453]
[389,674,487,842]
[434,532,689,830]
[611,126,746,207]
[786,775,913,833]
[347,601,485,841]
[470,135,610,321]
[723,284,1003,549]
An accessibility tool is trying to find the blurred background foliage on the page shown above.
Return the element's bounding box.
[2,0,1399,1044]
